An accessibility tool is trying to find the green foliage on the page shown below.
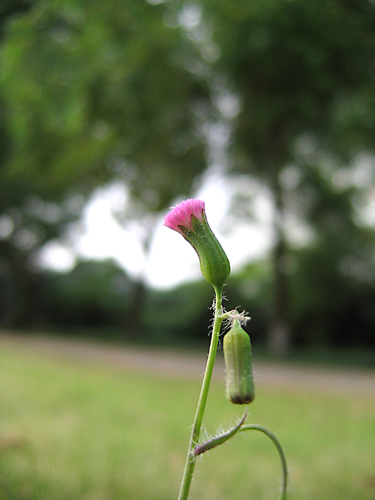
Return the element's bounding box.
[0,0,208,207]
[290,246,375,347]
[200,0,375,350]
[42,259,134,329]
[144,280,214,345]
[205,0,375,166]
[1,0,375,350]
[226,261,273,344]
[0,0,209,330]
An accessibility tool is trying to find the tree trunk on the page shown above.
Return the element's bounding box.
[268,235,291,354]
[266,130,291,355]
[124,278,147,337]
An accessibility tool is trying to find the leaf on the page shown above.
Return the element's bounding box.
[193,410,247,456]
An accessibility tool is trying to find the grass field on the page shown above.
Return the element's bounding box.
[0,340,374,500]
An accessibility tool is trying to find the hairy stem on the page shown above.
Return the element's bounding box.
[177,286,224,500]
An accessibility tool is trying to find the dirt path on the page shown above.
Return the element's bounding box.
[1,332,374,396]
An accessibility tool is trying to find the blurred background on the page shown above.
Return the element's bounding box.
[0,1,375,499]
[1,0,375,357]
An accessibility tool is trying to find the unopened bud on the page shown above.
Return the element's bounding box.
[223,320,255,405]
[164,199,230,289]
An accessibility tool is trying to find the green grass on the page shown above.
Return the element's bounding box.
[0,344,374,500]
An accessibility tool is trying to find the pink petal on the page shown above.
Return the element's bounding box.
[164,198,205,234]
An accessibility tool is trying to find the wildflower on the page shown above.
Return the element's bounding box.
[164,198,230,290]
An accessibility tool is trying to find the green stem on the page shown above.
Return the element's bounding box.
[177,286,224,500]
[240,425,288,500]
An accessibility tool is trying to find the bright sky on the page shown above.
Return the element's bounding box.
[36,151,375,288]
[38,174,274,289]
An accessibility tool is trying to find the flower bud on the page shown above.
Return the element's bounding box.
[224,320,255,405]
[164,199,230,289]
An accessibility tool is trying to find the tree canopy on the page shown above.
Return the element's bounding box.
[200,0,375,350]
[0,0,210,327]
[1,0,209,208]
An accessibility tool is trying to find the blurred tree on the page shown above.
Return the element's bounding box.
[1,0,208,207]
[285,163,375,347]
[144,278,214,346]
[0,0,58,327]
[1,0,375,351]
[201,0,375,352]
[0,0,210,328]
[42,259,134,330]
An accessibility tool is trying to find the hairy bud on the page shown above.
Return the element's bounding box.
[164,199,230,289]
[224,320,255,405]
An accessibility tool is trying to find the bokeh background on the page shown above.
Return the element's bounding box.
[0,1,375,499]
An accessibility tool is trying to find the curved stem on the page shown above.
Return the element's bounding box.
[240,425,288,500]
[177,286,224,500]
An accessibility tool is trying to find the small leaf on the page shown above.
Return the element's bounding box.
[193,411,247,456]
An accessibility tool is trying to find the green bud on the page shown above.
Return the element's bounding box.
[223,320,255,405]
[180,212,230,290]
[164,199,230,290]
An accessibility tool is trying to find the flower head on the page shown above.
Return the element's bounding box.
[164,198,230,290]
[164,198,205,235]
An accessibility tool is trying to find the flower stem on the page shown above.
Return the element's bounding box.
[240,425,288,500]
[177,286,224,500]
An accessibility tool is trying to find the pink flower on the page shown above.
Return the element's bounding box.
[164,198,205,235]
[164,198,230,289]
